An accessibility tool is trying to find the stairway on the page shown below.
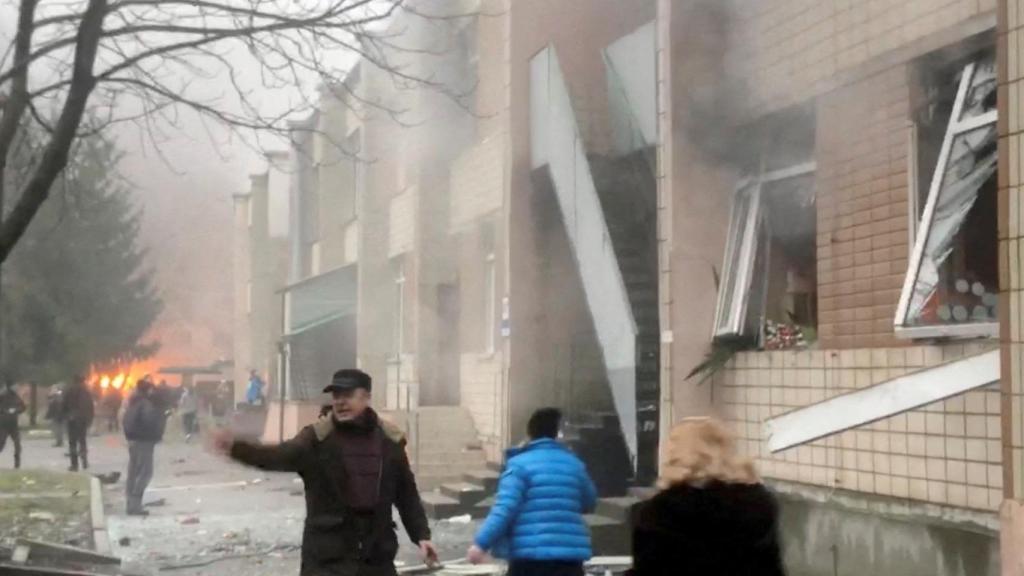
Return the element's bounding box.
[422,459,648,557]
[588,151,660,486]
[383,407,491,492]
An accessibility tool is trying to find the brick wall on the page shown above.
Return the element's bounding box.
[732,0,997,115]
[816,67,911,349]
[449,136,505,231]
[719,342,1003,511]
[460,352,505,462]
[388,188,415,257]
[998,0,1024,568]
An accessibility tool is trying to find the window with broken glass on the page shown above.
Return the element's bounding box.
[713,106,817,349]
[897,51,997,338]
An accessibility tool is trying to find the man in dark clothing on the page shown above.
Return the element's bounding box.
[45,386,65,447]
[212,369,438,576]
[62,376,95,471]
[0,381,26,469]
[123,378,167,515]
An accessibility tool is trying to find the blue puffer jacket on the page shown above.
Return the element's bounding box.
[473,439,598,561]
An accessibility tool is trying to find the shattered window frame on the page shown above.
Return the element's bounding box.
[713,161,816,341]
[895,57,999,339]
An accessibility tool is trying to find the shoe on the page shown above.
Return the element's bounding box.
[68,466,78,472]
[126,509,149,517]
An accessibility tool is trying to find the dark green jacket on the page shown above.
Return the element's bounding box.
[229,409,430,575]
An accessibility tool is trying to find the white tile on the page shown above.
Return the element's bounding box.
[1013,187,1021,240]
[1014,82,1021,135]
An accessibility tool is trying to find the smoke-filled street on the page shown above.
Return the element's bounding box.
[12,428,480,575]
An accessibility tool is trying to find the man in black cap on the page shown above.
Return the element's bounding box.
[212,368,437,576]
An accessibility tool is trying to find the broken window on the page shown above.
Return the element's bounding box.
[714,106,817,348]
[897,53,998,337]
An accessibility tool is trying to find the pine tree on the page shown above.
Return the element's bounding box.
[2,135,162,383]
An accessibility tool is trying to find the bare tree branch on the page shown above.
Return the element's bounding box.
[0,0,107,261]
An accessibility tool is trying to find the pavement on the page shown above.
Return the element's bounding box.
[6,422,484,575]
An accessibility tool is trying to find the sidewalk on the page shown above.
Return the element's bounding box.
[9,429,481,575]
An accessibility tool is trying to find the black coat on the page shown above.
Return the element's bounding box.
[630,481,786,576]
[229,409,430,575]
[123,392,166,442]
[0,389,25,429]
[61,383,94,426]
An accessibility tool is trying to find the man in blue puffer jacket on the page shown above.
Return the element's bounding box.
[467,407,598,576]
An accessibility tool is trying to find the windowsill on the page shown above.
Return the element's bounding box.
[386,355,403,365]
[478,350,497,361]
[894,322,999,341]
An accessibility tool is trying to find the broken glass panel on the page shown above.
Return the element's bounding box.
[905,124,998,325]
[959,56,997,122]
[714,182,758,336]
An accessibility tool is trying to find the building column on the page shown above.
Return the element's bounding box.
[999,1,1024,574]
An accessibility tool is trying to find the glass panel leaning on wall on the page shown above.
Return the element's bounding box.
[897,51,998,338]
[712,105,818,350]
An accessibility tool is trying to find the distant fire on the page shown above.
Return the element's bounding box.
[89,360,161,392]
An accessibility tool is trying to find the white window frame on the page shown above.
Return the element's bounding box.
[895,60,998,340]
[484,252,496,354]
[713,161,816,339]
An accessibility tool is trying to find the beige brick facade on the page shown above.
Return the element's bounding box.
[816,67,911,349]
[719,343,1003,511]
[1000,0,1024,571]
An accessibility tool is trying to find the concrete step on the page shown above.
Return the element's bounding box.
[629,486,658,501]
[463,469,500,492]
[595,496,641,523]
[472,495,496,519]
[420,492,463,519]
[586,515,631,556]
[440,482,488,507]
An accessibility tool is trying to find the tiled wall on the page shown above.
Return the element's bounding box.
[449,136,505,231]
[816,67,911,349]
[1000,0,1024,502]
[460,352,505,462]
[388,188,415,258]
[732,0,997,115]
[718,343,1003,511]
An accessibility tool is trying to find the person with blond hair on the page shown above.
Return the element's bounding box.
[629,418,785,575]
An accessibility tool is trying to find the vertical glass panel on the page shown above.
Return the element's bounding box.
[906,125,998,326]
[715,182,757,335]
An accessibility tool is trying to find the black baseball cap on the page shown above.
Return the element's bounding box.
[323,369,372,394]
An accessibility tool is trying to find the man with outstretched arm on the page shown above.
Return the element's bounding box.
[212,368,438,576]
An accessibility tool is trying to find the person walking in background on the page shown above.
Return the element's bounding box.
[0,380,26,469]
[62,376,95,471]
[178,384,199,441]
[103,386,124,433]
[628,418,785,576]
[45,384,65,447]
[212,368,438,576]
[245,369,265,407]
[211,381,230,426]
[467,407,597,576]
[123,378,168,516]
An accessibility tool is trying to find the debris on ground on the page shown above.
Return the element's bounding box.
[118,537,131,547]
[0,538,122,575]
[95,472,121,485]
[443,515,472,524]
[177,516,200,525]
